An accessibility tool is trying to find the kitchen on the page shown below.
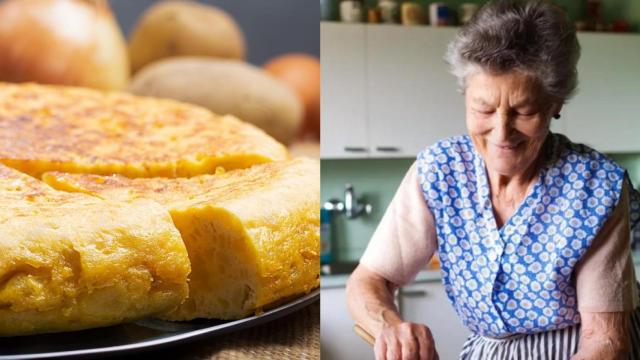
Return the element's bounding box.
[319,0,640,358]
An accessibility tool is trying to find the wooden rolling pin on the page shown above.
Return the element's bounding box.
[353,324,375,346]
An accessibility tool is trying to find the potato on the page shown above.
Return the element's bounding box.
[128,1,245,73]
[129,57,303,145]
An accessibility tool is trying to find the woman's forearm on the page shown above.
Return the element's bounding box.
[572,311,630,360]
[347,265,440,359]
[346,264,403,336]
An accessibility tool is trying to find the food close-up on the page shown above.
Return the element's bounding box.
[0,0,319,358]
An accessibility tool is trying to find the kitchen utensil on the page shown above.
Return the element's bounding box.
[354,324,375,346]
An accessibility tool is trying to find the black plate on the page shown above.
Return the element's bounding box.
[0,289,319,359]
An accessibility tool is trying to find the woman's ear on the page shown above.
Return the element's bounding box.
[551,102,563,119]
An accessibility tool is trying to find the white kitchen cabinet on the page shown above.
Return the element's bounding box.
[320,23,467,159]
[321,23,369,159]
[321,23,640,158]
[321,285,373,360]
[399,281,470,360]
[366,26,467,158]
[563,32,640,153]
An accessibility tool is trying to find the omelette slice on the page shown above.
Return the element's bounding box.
[44,158,320,321]
[0,164,190,336]
[0,82,288,178]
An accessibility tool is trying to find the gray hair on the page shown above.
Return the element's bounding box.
[445,0,580,102]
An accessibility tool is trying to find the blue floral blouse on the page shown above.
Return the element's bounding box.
[416,133,626,337]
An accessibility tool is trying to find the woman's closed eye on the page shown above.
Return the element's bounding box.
[511,108,540,118]
[513,103,542,116]
[473,108,494,115]
[472,104,542,121]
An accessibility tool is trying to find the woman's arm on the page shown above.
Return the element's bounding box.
[346,264,438,360]
[571,312,629,360]
[348,162,439,359]
[573,185,634,359]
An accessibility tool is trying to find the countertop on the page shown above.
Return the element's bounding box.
[322,251,640,289]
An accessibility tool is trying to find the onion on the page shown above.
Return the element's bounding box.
[264,54,320,140]
[0,0,129,90]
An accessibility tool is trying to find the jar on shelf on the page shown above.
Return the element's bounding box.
[378,0,399,24]
[401,2,424,25]
[458,3,478,26]
[368,6,381,23]
[429,2,450,27]
[340,0,363,23]
[585,0,604,31]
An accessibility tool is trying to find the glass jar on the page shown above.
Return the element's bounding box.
[458,3,478,25]
[401,2,424,25]
[340,0,363,23]
[378,0,399,24]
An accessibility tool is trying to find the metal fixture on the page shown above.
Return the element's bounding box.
[323,183,372,219]
[343,146,368,153]
[375,146,400,152]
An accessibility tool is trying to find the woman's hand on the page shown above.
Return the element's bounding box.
[375,321,439,360]
[570,312,629,360]
[346,264,440,360]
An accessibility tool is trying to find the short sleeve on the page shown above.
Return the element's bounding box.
[576,183,639,312]
[627,173,640,250]
[359,162,438,286]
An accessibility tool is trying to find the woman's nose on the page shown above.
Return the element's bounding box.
[492,110,513,141]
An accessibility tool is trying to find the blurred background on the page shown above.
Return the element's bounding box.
[319,0,640,359]
[111,0,319,66]
[0,0,320,156]
[322,0,640,31]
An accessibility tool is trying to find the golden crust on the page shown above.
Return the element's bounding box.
[0,82,288,178]
[0,164,191,336]
[44,158,320,320]
[45,158,317,210]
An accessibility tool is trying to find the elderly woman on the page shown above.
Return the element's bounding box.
[346,1,640,359]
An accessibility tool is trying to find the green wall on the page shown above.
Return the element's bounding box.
[323,154,640,262]
[321,158,414,262]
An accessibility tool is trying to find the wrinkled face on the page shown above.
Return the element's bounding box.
[465,71,561,177]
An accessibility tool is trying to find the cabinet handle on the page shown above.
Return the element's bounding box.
[344,146,368,152]
[375,146,401,152]
[399,290,427,298]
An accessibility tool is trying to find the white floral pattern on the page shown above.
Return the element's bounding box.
[417,133,625,337]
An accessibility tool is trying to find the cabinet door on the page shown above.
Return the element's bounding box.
[367,26,467,158]
[321,286,373,359]
[321,23,369,159]
[563,33,640,152]
[399,281,470,360]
